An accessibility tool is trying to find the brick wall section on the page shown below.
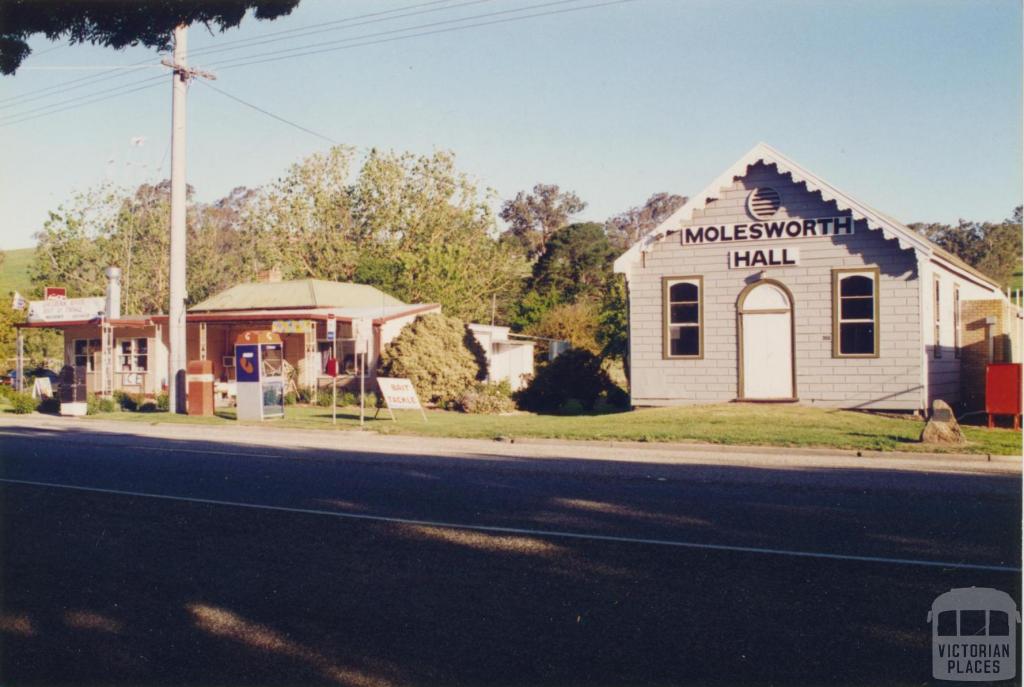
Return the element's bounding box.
[959,299,1021,411]
[627,161,923,410]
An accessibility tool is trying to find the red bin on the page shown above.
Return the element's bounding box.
[186,359,215,416]
[986,363,1022,430]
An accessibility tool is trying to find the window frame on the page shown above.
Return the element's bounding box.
[933,276,942,359]
[73,338,101,372]
[662,275,704,360]
[116,337,149,373]
[831,267,880,359]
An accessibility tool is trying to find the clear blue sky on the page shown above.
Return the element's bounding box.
[1,0,1021,250]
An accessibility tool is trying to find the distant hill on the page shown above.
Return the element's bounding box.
[0,247,34,297]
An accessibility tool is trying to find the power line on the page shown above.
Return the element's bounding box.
[0,0,469,108]
[0,0,638,128]
[196,80,339,145]
[187,0,483,58]
[0,73,165,125]
[211,0,612,71]
[0,79,164,128]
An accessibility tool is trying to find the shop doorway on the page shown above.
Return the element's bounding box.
[738,280,795,400]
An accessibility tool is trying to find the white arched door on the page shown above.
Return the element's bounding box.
[739,281,795,400]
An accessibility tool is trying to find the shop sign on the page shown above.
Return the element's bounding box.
[681,216,853,245]
[377,377,423,410]
[729,247,799,269]
[27,297,105,323]
[271,319,308,334]
[44,287,67,301]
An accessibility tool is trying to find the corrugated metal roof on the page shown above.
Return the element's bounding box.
[190,279,406,312]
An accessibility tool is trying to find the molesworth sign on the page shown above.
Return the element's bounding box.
[680,215,853,245]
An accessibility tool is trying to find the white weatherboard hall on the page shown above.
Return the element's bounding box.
[614,144,1019,411]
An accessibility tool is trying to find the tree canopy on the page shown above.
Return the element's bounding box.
[499,183,586,259]
[0,0,299,74]
[606,192,687,250]
[909,206,1022,287]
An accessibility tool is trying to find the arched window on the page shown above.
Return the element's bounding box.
[833,269,879,357]
[664,276,702,358]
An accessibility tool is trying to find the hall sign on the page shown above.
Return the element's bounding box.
[680,215,853,245]
[729,247,799,269]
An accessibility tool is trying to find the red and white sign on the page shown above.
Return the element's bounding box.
[44,287,67,301]
[27,297,105,323]
[377,377,423,411]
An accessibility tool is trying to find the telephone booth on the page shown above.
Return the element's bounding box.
[234,330,285,421]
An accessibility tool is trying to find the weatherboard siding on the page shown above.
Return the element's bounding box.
[627,162,923,410]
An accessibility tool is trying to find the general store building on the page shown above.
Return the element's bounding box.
[614,143,1021,411]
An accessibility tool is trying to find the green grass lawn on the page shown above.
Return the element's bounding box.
[66,402,1022,456]
[0,247,34,297]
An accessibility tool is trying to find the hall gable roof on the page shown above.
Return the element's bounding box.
[613,142,935,275]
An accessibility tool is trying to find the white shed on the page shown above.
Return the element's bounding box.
[468,324,535,391]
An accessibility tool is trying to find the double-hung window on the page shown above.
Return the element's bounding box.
[118,338,149,372]
[663,276,703,358]
[73,339,101,371]
[832,269,879,357]
[933,277,942,359]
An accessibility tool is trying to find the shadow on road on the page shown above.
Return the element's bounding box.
[0,424,1020,686]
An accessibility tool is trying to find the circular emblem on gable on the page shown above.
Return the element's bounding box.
[747,187,781,220]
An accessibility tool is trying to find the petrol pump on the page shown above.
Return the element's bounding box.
[234,330,285,421]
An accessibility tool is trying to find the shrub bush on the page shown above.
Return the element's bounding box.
[459,381,516,414]
[9,392,38,414]
[379,313,485,407]
[37,396,61,414]
[516,349,627,414]
[155,392,169,412]
[113,390,144,412]
[87,394,117,415]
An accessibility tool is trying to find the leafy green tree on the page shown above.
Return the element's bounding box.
[516,348,623,414]
[246,146,527,322]
[531,222,615,303]
[499,184,586,259]
[378,313,486,407]
[525,301,601,354]
[910,207,1023,287]
[0,0,299,74]
[242,145,360,283]
[596,274,629,360]
[32,181,257,314]
[606,192,687,250]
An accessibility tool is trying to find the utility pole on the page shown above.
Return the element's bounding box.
[162,25,214,413]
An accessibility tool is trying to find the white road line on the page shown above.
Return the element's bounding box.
[126,445,286,459]
[0,476,1018,573]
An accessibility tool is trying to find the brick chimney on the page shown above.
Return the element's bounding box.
[257,266,283,283]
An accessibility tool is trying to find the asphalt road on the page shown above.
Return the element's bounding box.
[0,422,1020,686]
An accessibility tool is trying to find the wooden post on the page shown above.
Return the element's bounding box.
[15,328,24,393]
[359,352,365,427]
[199,321,207,361]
